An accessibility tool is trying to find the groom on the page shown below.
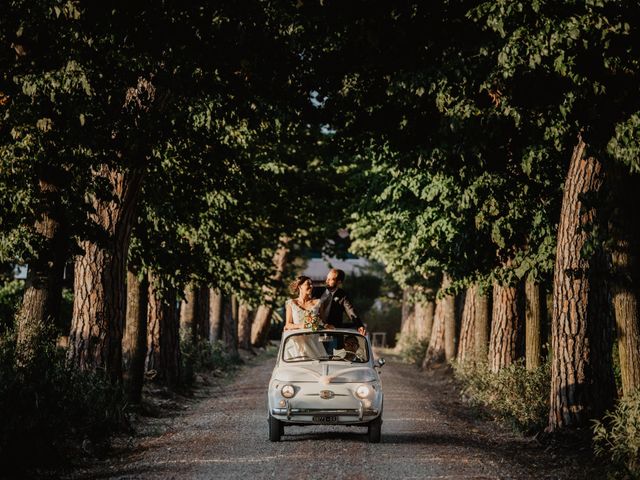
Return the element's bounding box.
[320,268,366,335]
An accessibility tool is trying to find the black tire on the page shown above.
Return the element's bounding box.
[268,414,283,442]
[368,415,382,443]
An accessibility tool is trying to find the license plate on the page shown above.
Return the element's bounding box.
[312,415,338,423]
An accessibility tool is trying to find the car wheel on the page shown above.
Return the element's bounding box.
[268,414,283,442]
[367,415,382,443]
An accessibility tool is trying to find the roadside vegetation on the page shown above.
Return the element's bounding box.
[3,1,640,477]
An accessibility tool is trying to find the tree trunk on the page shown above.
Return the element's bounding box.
[237,303,252,350]
[612,244,640,396]
[222,294,238,356]
[474,287,491,363]
[67,165,143,382]
[179,282,197,342]
[414,288,435,341]
[15,166,68,368]
[423,298,445,368]
[489,281,522,373]
[548,138,616,431]
[400,287,416,336]
[122,266,148,403]
[458,284,478,364]
[419,299,435,342]
[609,170,640,397]
[231,295,239,329]
[525,280,542,370]
[209,288,222,343]
[251,306,273,348]
[442,275,456,362]
[146,277,180,388]
[423,275,453,367]
[395,288,416,353]
[251,242,289,347]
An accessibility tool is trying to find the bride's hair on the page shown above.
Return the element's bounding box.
[289,275,312,295]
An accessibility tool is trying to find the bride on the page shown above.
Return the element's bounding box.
[284,276,327,331]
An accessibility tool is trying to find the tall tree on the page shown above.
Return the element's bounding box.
[68,165,143,380]
[458,284,480,364]
[489,279,522,373]
[146,275,180,388]
[524,279,543,370]
[123,266,149,403]
[548,139,615,429]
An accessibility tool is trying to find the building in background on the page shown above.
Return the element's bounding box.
[301,251,373,283]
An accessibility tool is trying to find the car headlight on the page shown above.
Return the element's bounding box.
[281,384,295,398]
[355,385,370,398]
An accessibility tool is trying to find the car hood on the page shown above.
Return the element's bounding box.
[273,363,377,384]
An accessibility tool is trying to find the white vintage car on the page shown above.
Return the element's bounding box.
[267,329,385,442]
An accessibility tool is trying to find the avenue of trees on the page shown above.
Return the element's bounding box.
[1,0,640,473]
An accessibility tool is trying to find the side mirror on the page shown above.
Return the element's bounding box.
[375,358,385,368]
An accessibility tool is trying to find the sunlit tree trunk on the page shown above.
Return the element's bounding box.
[67,166,143,382]
[414,288,435,341]
[525,280,542,370]
[423,275,453,367]
[237,303,253,350]
[15,166,68,368]
[123,266,148,403]
[421,299,435,343]
[489,280,522,373]
[251,242,289,347]
[423,299,445,368]
[474,287,491,363]
[146,276,180,388]
[548,138,616,431]
[458,284,479,364]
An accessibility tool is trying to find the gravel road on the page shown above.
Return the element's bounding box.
[67,354,600,479]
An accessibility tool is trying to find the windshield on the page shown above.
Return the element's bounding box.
[282,332,370,363]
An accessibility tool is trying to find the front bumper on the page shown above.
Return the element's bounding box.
[271,399,380,423]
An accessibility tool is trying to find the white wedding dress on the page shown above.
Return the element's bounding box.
[287,299,322,325]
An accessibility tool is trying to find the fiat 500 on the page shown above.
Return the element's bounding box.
[267,329,385,442]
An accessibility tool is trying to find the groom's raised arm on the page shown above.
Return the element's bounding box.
[341,293,363,330]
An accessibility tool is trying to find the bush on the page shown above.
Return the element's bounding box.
[0,279,24,333]
[453,359,550,432]
[395,332,429,366]
[593,389,640,478]
[0,329,126,471]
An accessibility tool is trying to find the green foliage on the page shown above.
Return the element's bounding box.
[0,279,23,333]
[180,338,242,386]
[454,359,551,432]
[395,332,429,367]
[0,330,126,471]
[593,389,640,478]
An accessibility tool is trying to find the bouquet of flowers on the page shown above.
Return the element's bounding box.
[303,311,323,331]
